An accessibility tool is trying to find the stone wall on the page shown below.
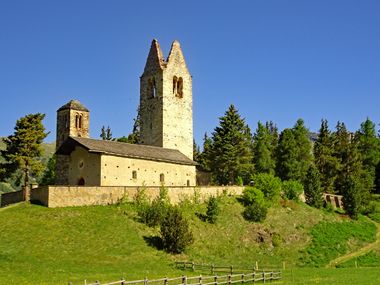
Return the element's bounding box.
[1,190,24,207]
[30,185,244,208]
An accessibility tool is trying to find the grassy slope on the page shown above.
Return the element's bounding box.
[0,197,378,285]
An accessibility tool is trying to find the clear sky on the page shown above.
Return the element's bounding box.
[0,0,379,145]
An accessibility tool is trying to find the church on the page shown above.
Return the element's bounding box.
[55,40,197,187]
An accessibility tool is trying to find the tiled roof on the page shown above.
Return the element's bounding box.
[56,137,196,166]
[57,100,89,112]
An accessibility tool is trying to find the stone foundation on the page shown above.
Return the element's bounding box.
[30,185,244,208]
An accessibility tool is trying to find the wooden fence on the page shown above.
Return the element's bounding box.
[175,262,281,274]
[83,271,281,285]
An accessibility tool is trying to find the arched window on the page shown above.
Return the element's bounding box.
[177,77,183,98]
[147,77,156,99]
[159,173,165,183]
[78,114,82,129]
[75,114,79,128]
[173,76,178,94]
[173,76,183,98]
[132,170,137,179]
[78,177,85,185]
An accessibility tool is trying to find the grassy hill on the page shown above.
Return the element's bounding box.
[0,196,378,285]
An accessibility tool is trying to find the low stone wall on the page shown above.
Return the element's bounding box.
[324,193,343,209]
[1,190,24,207]
[30,185,244,208]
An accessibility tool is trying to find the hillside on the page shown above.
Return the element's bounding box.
[0,196,378,285]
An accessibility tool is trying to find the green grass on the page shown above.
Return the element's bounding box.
[278,268,380,284]
[299,215,377,267]
[0,197,378,285]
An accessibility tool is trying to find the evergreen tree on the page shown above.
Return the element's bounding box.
[304,165,323,208]
[252,122,275,174]
[193,139,201,162]
[375,162,380,194]
[292,119,313,181]
[1,113,48,188]
[314,119,340,193]
[198,133,213,171]
[342,175,363,219]
[38,155,56,186]
[276,128,300,181]
[354,118,380,192]
[265,121,279,168]
[210,105,253,185]
[100,126,113,140]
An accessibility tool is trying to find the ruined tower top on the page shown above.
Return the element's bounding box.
[139,39,193,160]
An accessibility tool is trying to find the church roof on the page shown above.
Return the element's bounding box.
[56,137,197,166]
[57,100,89,112]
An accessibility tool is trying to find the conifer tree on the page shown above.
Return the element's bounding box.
[1,113,48,188]
[314,119,340,193]
[304,165,323,208]
[252,122,275,174]
[276,128,300,181]
[198,133,213,171]
[265,121,279,167]
[100,126,113,140]
[354,118,380,192]
[292,119,313,181]
[210,105,253,185]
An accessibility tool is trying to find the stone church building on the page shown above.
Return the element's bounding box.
[55,40,197,187]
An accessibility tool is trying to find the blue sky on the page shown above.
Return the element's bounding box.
[0,0,379,145]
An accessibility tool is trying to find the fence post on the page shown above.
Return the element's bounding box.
[183,275,187,285]
[199,275,202,285]
[211,264,215,275]
[228,274,231,285]
[262,271,265,284]
[164,277,168,285]
[241,273,244,285]
[270,272,273,283]
[121,278,125,285]
[255,261,258,271]
[192,262,195,271]
[214,275,218,285]
[144,276,148,285]
[230,265,233,275]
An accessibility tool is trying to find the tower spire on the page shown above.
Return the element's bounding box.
[143,39,165,75]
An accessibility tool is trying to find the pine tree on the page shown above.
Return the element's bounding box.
[210,105,253,185]
[252,122,275,174]
[276,129,300,181]
[342,175,363,219]
[100,126,113,140]
[1,113,48,188]
[292,119,313,182]
[198,133,213,171]
[314,119,340,193]
[193,139,201,162]
[354,118,380,192]
[304,165,323,208]
[265,121,279,168]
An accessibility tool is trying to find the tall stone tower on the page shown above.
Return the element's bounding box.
[55,100,89,184]
[139,39,193,160]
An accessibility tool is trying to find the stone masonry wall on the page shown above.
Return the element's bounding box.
[30,185,244,208]
[1,190,24,207]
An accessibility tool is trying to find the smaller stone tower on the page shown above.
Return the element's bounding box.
[55,100,89,185]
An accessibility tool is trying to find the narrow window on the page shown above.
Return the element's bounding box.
[78,114,82,129]
[177,77,183,98]
[75,114,79,128]
[147,77,156,99]
[160,173,165,183]
[173,76,178,94]
[132,170,137,179]
[77,177,85,186]
[187,180,190,186]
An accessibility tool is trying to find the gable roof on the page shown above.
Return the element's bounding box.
[56,137,197,166]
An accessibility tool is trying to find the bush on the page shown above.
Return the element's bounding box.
[206,196,220,223]
[160,207,194,253]
[236,176,244,186]
[282,180,304,201]
[252,173,282,202]
[242,202,267,222]
[241,186,265,206]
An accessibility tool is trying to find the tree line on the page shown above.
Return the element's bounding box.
[194,104,380,219]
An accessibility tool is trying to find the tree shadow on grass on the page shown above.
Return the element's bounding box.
[195,212,207,222]
[143,235,164,250]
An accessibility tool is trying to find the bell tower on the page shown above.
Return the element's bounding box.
[55,100,89,185]
[139,39,193,160]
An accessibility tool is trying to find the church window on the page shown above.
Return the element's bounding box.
[160,173,165,183]
[173,76,183,98]
[187,180,190,186]
[132,171,137,179]
[77,177,85,185]
[75,113,83,129]
[147,78,156,99]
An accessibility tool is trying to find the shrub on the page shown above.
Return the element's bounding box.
[242,202,267,222]
[252,173,282,202]
[160,207,194,253]
[206,196,220,223]
[282,180,304,201]
[134,183,149,206]
[236,176,244,186]
[241,187,265,206]
[140,199,168,227]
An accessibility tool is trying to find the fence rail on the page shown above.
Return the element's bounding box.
[175,262,280,274]
[83,268,281,285]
